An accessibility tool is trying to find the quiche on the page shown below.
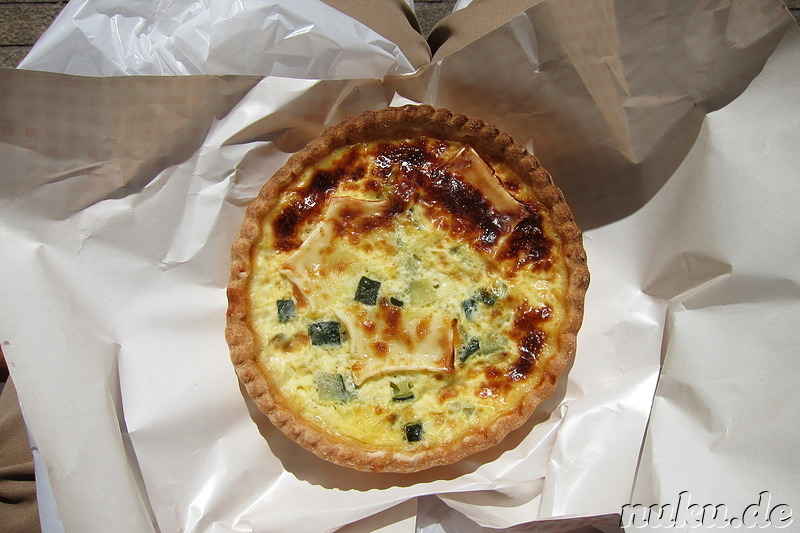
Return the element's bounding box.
[226,105,588,473]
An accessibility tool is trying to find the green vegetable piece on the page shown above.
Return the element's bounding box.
[404,422,423,442]
[276,299,296,322]
[481,282,508,305]
[355,276,381,305]
[479,335,506,356]
[477,289,497,306]
[458,337,481,362]
[463,284,506,319]
[309,321,341,346]
[315,373,352,403]
[390,380,414,402]
[461,298,478,319]
[389,297,404,307]
[403,254,421,273]
[409,279,435,305]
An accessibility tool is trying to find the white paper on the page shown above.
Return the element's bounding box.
[627,27,800,532]
[18,0,416,79]
[2,1,798,532]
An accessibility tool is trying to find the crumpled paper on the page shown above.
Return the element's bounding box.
[18,0,417,78]
[1,1,798,532]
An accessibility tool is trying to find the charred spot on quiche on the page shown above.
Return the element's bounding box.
[226,105,589,473]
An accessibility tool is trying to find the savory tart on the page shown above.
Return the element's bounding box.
[226,105,588,473]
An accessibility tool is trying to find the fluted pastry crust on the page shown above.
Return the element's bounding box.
[226,105,589,472]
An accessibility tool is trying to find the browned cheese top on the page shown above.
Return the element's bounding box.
[247,137,571,449]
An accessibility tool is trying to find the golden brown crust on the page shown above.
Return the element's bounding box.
[226,105,589,473]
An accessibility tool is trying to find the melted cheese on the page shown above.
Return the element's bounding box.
[340,304,455,385]
[282,195,456,384]
[281,196,390,311]
[447,147,526,219]
[248,138,570,450]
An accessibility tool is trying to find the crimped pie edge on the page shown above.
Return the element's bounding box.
[225,104,589,473]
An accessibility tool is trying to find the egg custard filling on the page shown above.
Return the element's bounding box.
[226,106,588,472]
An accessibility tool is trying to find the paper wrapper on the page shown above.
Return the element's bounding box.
[2,1,799,532]
[17,0,418,78]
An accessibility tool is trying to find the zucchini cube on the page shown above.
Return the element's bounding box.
[315,373,351,403]
[461,297,478,319]
[276,299,296,322]
[458,336,481,362]
[355,276,381,305]
[404,422,423,442]
[309,321,341,346]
